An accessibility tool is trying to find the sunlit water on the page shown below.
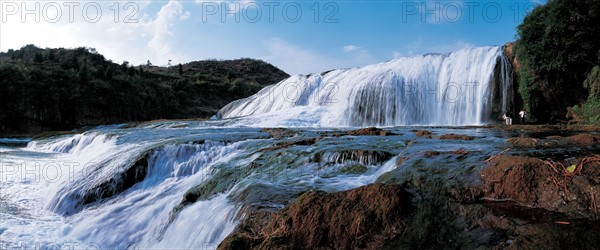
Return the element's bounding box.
[12,109,600,250]
[0,46,520,248]
[2,121,567,249]
[218,46,513,127]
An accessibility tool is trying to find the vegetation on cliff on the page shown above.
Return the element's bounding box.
[514,0,600,123]
[0,45,289,135]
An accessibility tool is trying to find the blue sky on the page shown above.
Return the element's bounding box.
[1,0,545,74]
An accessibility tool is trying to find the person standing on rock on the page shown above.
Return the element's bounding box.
[519,110,527,124]
[502,112,512,125]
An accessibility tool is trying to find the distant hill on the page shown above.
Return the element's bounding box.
[0,45,289,135]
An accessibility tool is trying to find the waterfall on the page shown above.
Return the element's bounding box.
[0,46,518,249]
[26,132,113,154]
[40,138,245,248]
[218,46,513,127]
[499,53,514,115]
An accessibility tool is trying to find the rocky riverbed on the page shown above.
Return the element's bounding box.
[2,123,599,248]
[219,126,600,249]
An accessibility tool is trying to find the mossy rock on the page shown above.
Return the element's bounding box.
[338,164,368,175]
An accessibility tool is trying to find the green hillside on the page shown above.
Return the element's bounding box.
[0,45,289,135]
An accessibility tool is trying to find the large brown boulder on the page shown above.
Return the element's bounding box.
[219,184,415,250]
[566,134,600,146]
[438,133,475,140]
[340,127,396,136]
[507,134,600,148]
[413,130,433,138]
[506,137,539,148]
[480,155,600,219]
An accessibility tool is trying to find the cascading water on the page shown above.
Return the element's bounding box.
[1,126,412,248]
[218,46,513,127]
[0,47,517,249]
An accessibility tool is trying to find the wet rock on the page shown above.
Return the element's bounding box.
[423,150,469,157]
[566,134,600,146]
[337,164,369,175]
[339,127,396,136]
[219,184,415,250]
[451,150,470,155]
[480,156,556,205]
[314,149,394,165]
[218,209,275,250]
[414,130,433,138]
[480,155,600,219]
[179,167,247,208]
[395,156,409,166]
[220,154,600,249]
[454,202,600,249]
[507,137,539,148]
[233,183,301,210]
[505,222,600,249]
[501,124,600,132]
[50,151,151,216]
[261,128,301,140]
[423,150,441,157]
[81,155,148,207]
[507,134,600,148]
[438,134,475,140]
[257,138,320,152]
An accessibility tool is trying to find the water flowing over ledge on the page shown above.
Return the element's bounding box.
[218,46,513,127]
[0,47,525,249]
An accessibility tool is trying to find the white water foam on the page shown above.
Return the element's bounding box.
[53,140,245,248]
[219,46,512,127]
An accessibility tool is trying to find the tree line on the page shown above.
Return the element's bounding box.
[514,0,600,124]
[0,45,289,135]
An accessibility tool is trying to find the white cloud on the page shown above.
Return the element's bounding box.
[0,0,191,66]
[343,45,360,52]
[263,38,338,75]
[180,11,192,20]
[392,51,403,59]
[147,0,189,63]
[262,38,378,75]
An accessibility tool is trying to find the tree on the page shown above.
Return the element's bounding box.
[79,64,89,81]
[34,52,44,63]
[47,50,56,62]
[0,45,290,134]
[121,61,129,72]
[178,64,183,75]
[515,0,600,122]
[128,65,136,76]
[105,66,114,79]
